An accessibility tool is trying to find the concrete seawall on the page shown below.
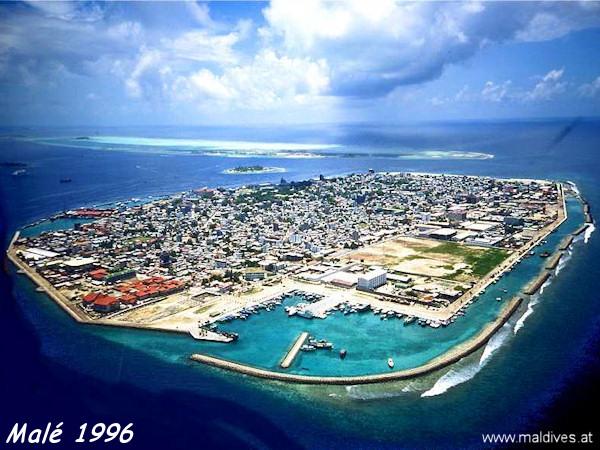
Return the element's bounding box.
[190,297,523,385]
[523,271,551,296]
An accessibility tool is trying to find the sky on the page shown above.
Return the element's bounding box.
[1,0,600,126]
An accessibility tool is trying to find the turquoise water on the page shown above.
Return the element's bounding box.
[77,196,584,378]
[19,217,94,238]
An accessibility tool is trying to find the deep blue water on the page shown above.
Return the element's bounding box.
[1,120,599,449]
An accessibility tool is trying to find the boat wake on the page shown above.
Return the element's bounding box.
[421,323,512,398]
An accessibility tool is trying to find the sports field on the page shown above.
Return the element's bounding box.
[346,237,509,281]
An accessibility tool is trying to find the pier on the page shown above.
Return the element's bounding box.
[523,271,551,295]
[545,253,563,270]
[280,332,309,369]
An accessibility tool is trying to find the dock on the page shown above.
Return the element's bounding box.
[189,326,234,343]
[280,332,309,369]
[297,294,346,319]
[545,253,563,270]
[523,271,551,295]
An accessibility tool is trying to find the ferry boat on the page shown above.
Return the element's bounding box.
[387,358,395,368]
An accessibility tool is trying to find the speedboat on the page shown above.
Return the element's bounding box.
[387,358,394,369]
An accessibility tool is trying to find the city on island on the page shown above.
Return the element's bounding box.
[8,171,567,349]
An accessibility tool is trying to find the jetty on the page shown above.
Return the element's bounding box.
[189,325,234,343]
[523,271,551,295]
[280,332,309,369]
[558,235,574,251]
[545,253,562,270]
[191,297,523,384]
[573,224,589,236]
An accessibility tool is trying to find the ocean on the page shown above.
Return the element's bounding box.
[1,120,599,449]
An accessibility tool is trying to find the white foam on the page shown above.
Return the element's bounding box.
[584,223,595,244]
[479,323,511,365]
[421,364,482,397]
[422,323,512,397]
[345,385,408,400]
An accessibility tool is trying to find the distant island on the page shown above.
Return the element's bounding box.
[223,165,286,174]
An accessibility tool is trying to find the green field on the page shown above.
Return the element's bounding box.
[422,241,509,278]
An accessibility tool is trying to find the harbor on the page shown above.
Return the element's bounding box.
[189,296,524,384]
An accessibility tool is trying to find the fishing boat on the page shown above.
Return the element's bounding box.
[387,358,394,369]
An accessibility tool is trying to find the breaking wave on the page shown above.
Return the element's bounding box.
[422,323,512,397]
[584,223,595,244]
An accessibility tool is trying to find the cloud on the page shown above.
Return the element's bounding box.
[579,75,600,98]
[525,68,566,101]
[169,50,330,109]
[481,80,512,103]
[261,0,600,98]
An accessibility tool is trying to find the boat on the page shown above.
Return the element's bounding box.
[11,169,26,176]
[539,251,551,258]
[59,178,72,183]
[403,316,416,326]
[339,349,347,359]
[387,358,394,369]
[300,344,316,352]
[496,297,502,302]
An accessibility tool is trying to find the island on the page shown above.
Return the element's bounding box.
[7,171,591,383]
[223,165,285,174]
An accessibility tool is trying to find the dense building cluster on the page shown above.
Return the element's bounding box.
[13,172,560,316]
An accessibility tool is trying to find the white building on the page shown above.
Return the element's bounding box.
[357,268,387,290]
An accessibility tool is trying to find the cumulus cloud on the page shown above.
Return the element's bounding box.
[169,50,330,109]
[481,80,512,103]
[525,68,566,101]
[579,75,600,98]
[261,0,600,98]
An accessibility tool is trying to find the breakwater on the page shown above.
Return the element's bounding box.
[523,271,551,295]
[190,297,523,385]
[545,253,562,270]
